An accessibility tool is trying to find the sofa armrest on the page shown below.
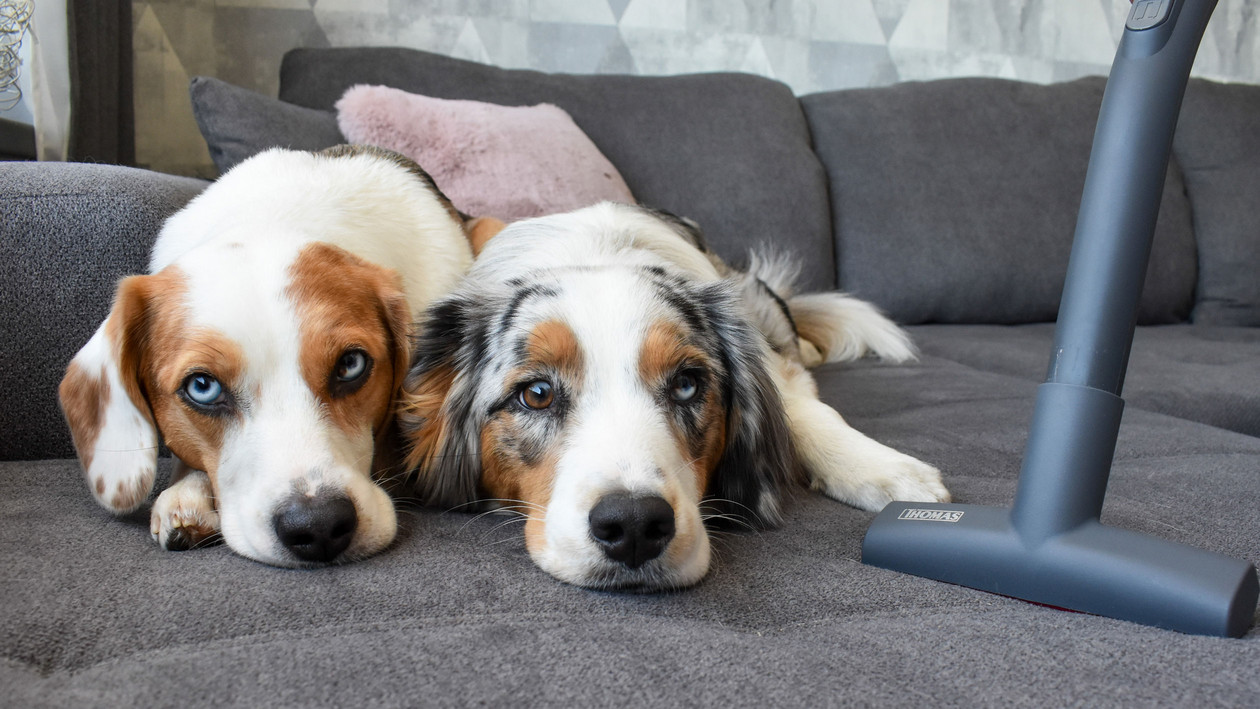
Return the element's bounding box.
[0,162,208,461]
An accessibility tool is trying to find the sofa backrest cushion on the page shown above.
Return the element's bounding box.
[279,47,836,292]
[0,163,207,461]
[802,77,1198,325]
[1173,79,1260,326]
[190,76,346,176]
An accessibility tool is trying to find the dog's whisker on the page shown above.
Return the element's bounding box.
[437,497,545,515]
[700,512,757,532]
[191,532,224,550]
[457,507,518,534]
[699,496,760,522]
[477,516,529,542]
[482,534,528,549]
[472,497,547,512]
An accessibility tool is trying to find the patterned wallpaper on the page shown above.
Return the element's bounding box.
[133,0,1260,178]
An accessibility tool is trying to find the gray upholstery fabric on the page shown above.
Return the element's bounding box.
[1173,79,1260,326]
[4,357,1258,705]
[278,47,837,291]
[0,163,208,461]
[911,323,1260,438]
[190,76,345,176]
[802,77,1198,325]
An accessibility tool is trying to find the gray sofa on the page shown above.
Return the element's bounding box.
[3,47,1258,706]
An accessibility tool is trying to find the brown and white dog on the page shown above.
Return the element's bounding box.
[58,146,492,566]
[399,202,950,590]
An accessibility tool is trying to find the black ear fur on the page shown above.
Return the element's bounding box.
[696,282,799,528]
[636,204,712,254]
[399,293,490,510]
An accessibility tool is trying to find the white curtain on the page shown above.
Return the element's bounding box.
[29,0,69,161]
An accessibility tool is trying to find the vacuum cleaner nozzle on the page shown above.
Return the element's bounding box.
[863,502,1259,638]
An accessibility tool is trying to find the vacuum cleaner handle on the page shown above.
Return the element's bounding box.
[1011,0,1219,542]
[1049,0,1215,395]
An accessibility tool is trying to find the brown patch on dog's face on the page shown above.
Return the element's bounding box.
[480,423,559,552]
[286,243,411,444]
[144,326,245,479]
[478,320,584,547]
[638,320,726,496]
[58,362,110,472]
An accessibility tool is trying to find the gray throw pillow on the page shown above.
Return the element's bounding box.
[1174,79,1260,326]
[802,77,1198,325]
[189,76,345,176]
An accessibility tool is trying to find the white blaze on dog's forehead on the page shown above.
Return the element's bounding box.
[178,235,305,376]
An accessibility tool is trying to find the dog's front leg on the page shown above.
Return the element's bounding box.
[775,357,950,511]
[150,461,221,551]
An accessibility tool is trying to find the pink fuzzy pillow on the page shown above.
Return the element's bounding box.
[335,85,635,222]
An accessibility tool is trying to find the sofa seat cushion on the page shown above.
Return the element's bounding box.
[279,47,836,291]
[0,163,208,461]
[911,323,1260,438]
[1173,79,1260,326]
[4,356,1259,703]
[802,77,1197,325]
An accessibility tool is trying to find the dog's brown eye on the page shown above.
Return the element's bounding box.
[669,371,701,402]
[519,380,554,410]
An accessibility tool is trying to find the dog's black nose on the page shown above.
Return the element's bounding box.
[273,493,357,562]
[588,493,676,569]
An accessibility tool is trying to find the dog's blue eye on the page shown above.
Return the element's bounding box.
[669,372,700,402]
[519,380,554,410]
[335,350,369,382]
[183,374,224,407]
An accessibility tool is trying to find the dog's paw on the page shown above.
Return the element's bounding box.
[150,471,221,551]
[814,454,951,513]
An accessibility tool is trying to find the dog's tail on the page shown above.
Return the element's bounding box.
[787,292,918,367]
[739,247,916,367]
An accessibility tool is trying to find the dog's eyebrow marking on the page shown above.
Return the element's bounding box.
[499,283,559,337]
[640,268,706,335]
[525,320,583,374]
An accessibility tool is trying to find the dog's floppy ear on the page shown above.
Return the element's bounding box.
[696,282,798,528]
[398,293,489,508]
[59,275,164,513]
[370,269,414,447]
